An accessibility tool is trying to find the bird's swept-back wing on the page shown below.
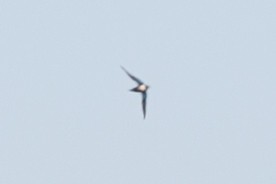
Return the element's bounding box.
[142,92,147,119]
[121,66,143,85]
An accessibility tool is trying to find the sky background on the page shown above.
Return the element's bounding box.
[1,0,276,183]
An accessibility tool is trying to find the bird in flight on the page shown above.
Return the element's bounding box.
[121,66,149,119]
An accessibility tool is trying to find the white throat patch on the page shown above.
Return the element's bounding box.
[138,84,147,91]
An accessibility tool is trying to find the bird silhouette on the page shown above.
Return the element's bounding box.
[121,66,149,119]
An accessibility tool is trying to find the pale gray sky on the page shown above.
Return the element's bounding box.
[1,0,276,183]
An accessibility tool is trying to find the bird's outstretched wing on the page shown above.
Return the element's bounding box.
[142,92,147,119]
[121,66,143,85]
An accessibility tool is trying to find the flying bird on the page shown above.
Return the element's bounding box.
[121,66,149,119]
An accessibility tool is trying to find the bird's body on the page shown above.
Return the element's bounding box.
[137,84,147,92]
[121,66,149,119]
[131,84,148,92]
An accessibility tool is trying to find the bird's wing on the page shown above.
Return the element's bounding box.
[142,92,147,119]
[121,66,143,85]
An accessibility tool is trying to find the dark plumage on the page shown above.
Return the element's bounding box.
[121,66,149,119]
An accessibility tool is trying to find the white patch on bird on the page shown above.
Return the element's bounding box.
[138,84,147,91]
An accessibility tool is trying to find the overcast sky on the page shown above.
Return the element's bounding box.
[1,0,276,183]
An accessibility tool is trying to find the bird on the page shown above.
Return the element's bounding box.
[121,66,149,119]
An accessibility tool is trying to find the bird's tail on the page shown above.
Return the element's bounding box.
[130,87,140,92]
